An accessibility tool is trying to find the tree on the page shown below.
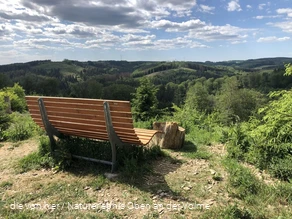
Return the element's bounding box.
[284,63,292,76]
[216,77,264,124]
[185,82,213,114]
[131,77,158,121]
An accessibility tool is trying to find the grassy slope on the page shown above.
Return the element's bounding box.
[0,137,291,219]
[31,62,84,76]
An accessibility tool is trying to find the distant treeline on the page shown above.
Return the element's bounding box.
[0,59,291,110]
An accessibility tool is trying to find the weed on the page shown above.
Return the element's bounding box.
[17,152,54,173]
[0,181,13,189]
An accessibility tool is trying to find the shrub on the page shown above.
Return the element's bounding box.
[0,83,26,113]
[3,112,39,141]
[269,156,292,181]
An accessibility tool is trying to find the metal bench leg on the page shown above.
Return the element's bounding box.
[104,101,122,173]
[38,98,60,155]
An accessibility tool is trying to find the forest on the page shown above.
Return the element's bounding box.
[0,57,291,218]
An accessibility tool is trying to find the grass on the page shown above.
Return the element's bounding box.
[1,134,292,218]
[178,141,212,160]
[0,181,13,189]
[17,152,55,173]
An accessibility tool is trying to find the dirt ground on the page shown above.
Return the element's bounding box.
[0,139,262,218]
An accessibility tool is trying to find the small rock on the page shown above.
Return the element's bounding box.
[104,173,119,181]
[95,186,101,191]
[152,195,158,200]
[183,186,191,191]
[84,186,90,190]
[210,169,216,175]
[32,173,38,176]
[185,177,190,181]
[133,197,138,201]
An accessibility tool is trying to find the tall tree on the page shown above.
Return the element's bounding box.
[131,77,158,121]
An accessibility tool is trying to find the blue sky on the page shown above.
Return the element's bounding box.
[0,0,292,64]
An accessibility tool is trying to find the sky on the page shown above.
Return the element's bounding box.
[0,0,292,64]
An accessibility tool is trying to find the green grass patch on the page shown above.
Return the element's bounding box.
[0,181,13,189]
[17,152,55,173]
[179,141,212,160]
[201,204,253,219]
[223,158,262,202]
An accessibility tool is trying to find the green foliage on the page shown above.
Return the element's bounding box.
[0,111,10,140]
[227,89,292,181]
[3,112,40,142]
[202,204,253,219]
[216,77,265,124]
[185,82,214,113]
[284,63,292,76]
[17,136,55,173]
[227,123,252,161]
[179,141,212,160]
[132,77,159,121]
[224,159,262,201]
[0,83,26,112]
[269,156,292,181]
[38,135,51,156]
[17,152,54,173]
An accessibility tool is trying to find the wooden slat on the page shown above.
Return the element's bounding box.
[27,101,131,113]
[50,121,138,138]
[28,105,132,119]
[26,96,131,107]
[30,110,133,124]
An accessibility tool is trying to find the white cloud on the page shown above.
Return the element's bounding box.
[258,4,266,10]
[150,19,206,32]
[227,0,242,12]
[151,19,251,42]
[246,5,252,9]
[269,21,292,33]
[231,40,247,44]
[118,36,208,51]
[199,4,215,13]
[277,8,292,17]
[254,15,281,19]
[257,36,290,43]
[258,2,271,11]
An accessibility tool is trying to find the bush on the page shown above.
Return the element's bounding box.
[0,83,26,113]
[0,111,10,140]
[269,156,292,181]
[3,112,40,141]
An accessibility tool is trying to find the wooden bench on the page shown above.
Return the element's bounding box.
[25,96,160,172]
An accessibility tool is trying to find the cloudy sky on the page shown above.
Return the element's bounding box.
[0,0,292,64]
